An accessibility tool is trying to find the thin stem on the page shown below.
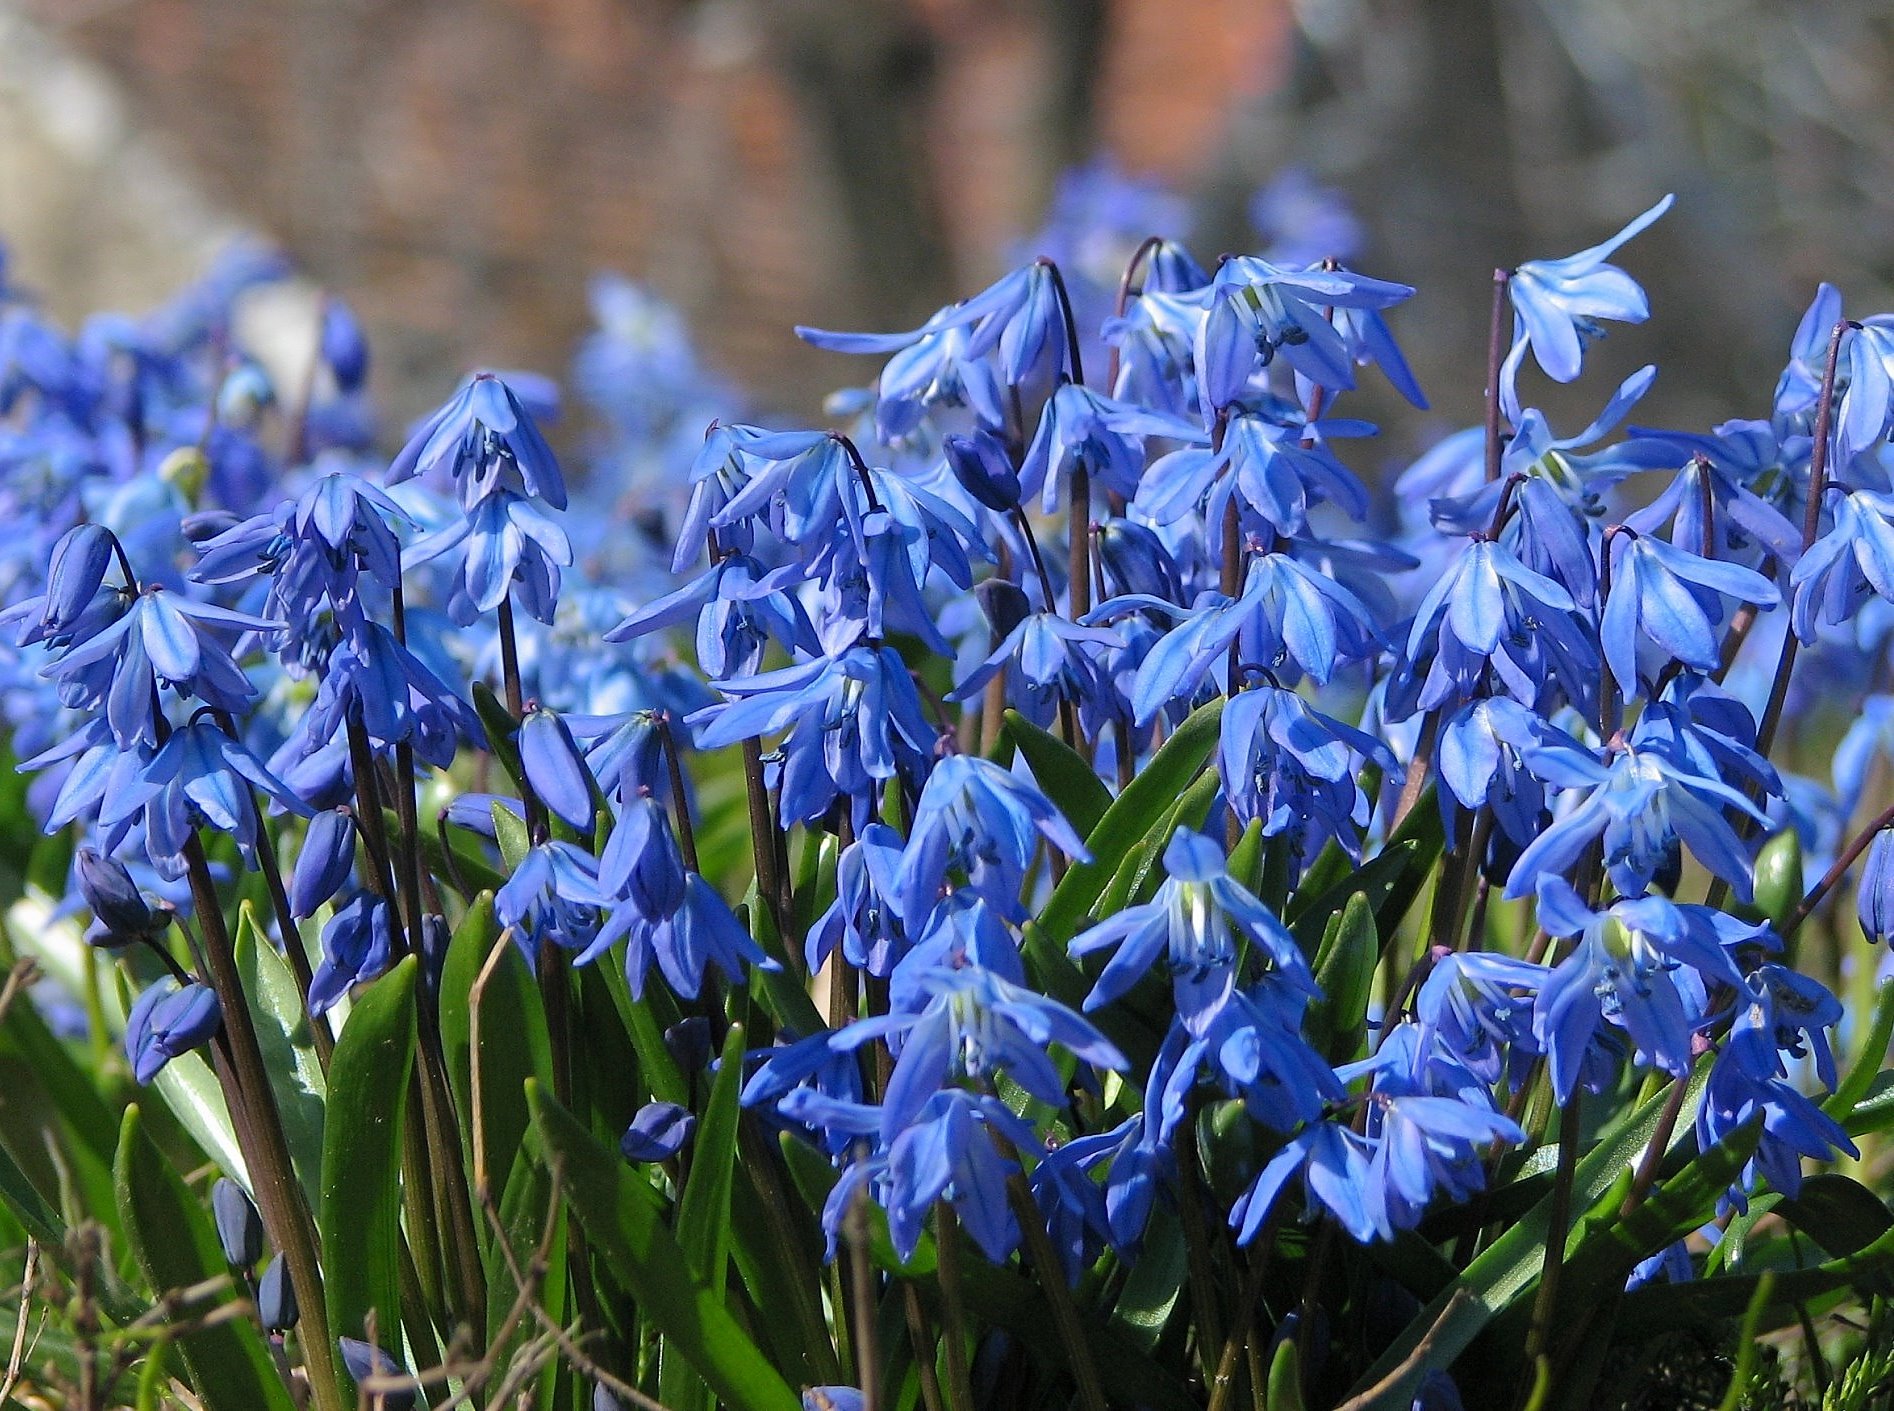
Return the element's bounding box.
[656,711,701,873]
[496,596,550,844]
[1784,801,1894,938]
[180,833,343,1411]
[1204,1220,1279,1411]
[1619,1073,1691,1218]
[1104,236,1163,394]
[847,1180,883,1411]
[1010,509,1059,615]
[1037,258,1087,388]
[1485,270,1512,484]
[1524,1091,1582,1371]
[1755,320,1849,764]
[1004,1173,1107,1411]
[933,1204,976,1411]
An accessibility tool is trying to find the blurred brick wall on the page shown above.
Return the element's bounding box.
[19,0,1284,423]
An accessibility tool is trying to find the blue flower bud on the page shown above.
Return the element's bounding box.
[598,794,686,918]
[338,1338,414,1410]
[211,1177,263,1267]
[664,1016,712,1077]
[257,1252,297,1330]
[1096,518,1182,603]
[1859,829,1894,944]
[42,525,117,633]
[309,896,395,1017]
[944,428,1021,512]
[125,980,221,1085]
[321,298,370,393]
[75,848,162,946]
[621,1101,696,1163]
[520,705,598,835]
[289,809,358,919]
[974,578,1031,643]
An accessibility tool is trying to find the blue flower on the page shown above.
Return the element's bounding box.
[125,978,221,1084]
[689,645,936,828]
[595,793,687,919]
[1196,258,1415,408]
[895,754,1087,927]
[1530,877,1754,1102]
[1136,409,1373,542]
[496,841,609,959]
[519,704,599,834]
[949,611,1121,734]
[288,808,358,918]
[1505,732,1770,902]
[605,554,815,680]
[832,962,1125,1141]
[320,298,369,394]
[1600,531,1776,693]
[1230,1121,1384,1243]
[1219,684,1394,866]
[1119,551,1384,722]
[943,428,1021,513]
[620,1101,696,1162]
[337,1338,414,1411]
[808,822,909,977]
[1860,828,1894,943]
[101,720,312,878]
[1698,1008,1855,1211]
[1394,538,1597,717]
[1507,195,1672,385]
[44,586,277,748]
[74,846,169,948]
[1414,950,1548,1088]
[611,874,779,1001]
[1789,489,1894,641]
[1017,383,1195,512]
[386,372,566,511]
[291,621,484,768]
[1070,828,1314,1032]
[309,894,396,1015]
[408,486,572,627]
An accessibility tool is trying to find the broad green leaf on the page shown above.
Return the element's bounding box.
[486,1136,564,1411]
[1307,892,1377,1064]
[663,1023,750,1411]
[0,974,121,1243]
[1772,1173,1894,1264]
[727,1135,839,1388]
[1108,1206,1188,1352]
[417,811,509,897]
[1345,1064,1712,1407]
[1037,696,1224,948]
[1831,980,1894,1119]
[1092,769,1221,921]
[491,799,531,871]
[114,1105,294,1411]
[318,956,417,1364]
[1619,1217,1894,1333]
[527,1080,802,1411]
[436,894,553,1205]
[233,903,326,1196]
[1266,1336,1307,1411]
[1001,709,1112,838]
[472,682,525,784]
[152,1049,248,1191]
[1287,840,1421,955]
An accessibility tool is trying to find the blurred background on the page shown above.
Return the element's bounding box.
[4,0,1894,450]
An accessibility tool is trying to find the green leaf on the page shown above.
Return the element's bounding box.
[486,1136,565,1411]
[1772,1174,1894,1264]
[0,976,121,1239]
[1345,1064,1713,1407]
[1287,840,1421,955]
[1843,1068,1894,1138]
[436,894,553,1205]
[527,1080,802,1411]
[1266,1336,1306,1411]
[1108,1206,1188,1352]
[1830,979,1894,1119]
[114,1106,294,1411]
[1001,709,1112,838]
[233,903,326,1196]
[1037,695,1224,948]
[319,956,417,1359]
[663,1023,750,1411]
[1618,1217,1894,1334]
[492,799,531,872]
[1306,892,1377,1064]
[473,682,525,785]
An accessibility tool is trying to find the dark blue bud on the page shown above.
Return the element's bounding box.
[664,1016,713,1077]
[290,809,358,919]
[1096,518,1183,603]
[944,428,1022,513]
[125,981,221,1085]
[974,577,1032,642]
[620,1101,696,1163]
[321,298,370,394]
[181,509,242,544]
[338,1337,414,1410]
[211,1177,263,1267]
[257,1252,297,1330]
[521,705,598,835]
[1143,239,1209,294]
[43,525,117,632]
[75,848,161,945]
[1860,829,1894,944]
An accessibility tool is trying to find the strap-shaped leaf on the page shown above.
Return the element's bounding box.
[1000,708,1113,838]
[318,956,417,1364]
[527,1080,802,1411]
[115,1105,295,1411]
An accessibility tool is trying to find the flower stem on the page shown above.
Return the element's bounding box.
[1524,1090,1582,1371]
[934,1203,976,1411]
[1005,1171,1107,1411]
[181,833,344,1411]
[1485,270,1511,484]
